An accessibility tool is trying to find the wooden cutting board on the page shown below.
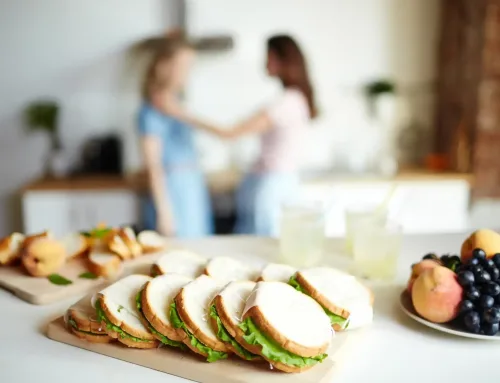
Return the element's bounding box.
[0,236,278,305]
[47,315,353,383]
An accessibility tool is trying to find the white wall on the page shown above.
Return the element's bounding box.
[0,0,182,235]
[185,0,441,172]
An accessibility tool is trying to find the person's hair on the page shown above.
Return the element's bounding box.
[267,35,317,119]
[140,33,193,101]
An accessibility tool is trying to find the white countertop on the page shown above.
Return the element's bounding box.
[1,233,498,383]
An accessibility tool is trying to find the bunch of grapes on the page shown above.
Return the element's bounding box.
[456,249,500,336]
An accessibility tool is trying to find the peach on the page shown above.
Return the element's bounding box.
[411,266,463,323]
[461,229,500,263]
[407,259,441,294]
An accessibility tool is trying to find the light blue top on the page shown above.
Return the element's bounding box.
[137,103,198,168]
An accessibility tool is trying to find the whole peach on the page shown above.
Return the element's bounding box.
[407,259,441,294]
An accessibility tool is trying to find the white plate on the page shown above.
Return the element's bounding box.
[399,291,500,340]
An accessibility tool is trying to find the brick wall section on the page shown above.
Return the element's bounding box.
[474,1,500,198]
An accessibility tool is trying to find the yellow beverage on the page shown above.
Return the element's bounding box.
[345,208,386,256]
[279,205,325,268]
[352,222,401,281]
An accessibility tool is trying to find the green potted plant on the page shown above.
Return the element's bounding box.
[363,79,396,119]
[24,100,64,177]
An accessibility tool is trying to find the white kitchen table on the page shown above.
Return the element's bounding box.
[1,233,498,383]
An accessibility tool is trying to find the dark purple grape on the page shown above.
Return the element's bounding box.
[479,295,495,309]
[482,322,499,336]
[482,282,500,297]
[463,311,481,333]
[466,287,481,301]
[477,271,492,284]
[472,265,484,275]
[457,271,475,287]
[493,253,500,268]
[473,248,487,260]
[459,300,475,314]
[486,259,496,269]
[490,267,500,281]
[423,253,438,261]
[495,294,500,305]
[483,307,500,324]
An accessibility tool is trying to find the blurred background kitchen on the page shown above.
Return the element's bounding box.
[0,0,498,240]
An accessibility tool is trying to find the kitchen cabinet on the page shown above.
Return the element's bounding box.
[22,190,138,237]
[299,178,471,236]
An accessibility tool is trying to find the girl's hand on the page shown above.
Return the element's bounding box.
[156,211,176,237]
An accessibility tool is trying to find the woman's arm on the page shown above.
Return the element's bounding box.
[140,136,175,236]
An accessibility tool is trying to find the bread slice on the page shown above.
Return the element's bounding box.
[118,227,142,258]
[137,273,192,347]
[95,274,159,349]
[291,267,374,331]
[88,251,123,278]
[22,230,52,251]
[239,281,332,373]
[66,297,112,343]
[170,275,230,362]
[204,257,259,283]
[151,250,206,278]
[0,233,25,266]
[61,232,89,260]
[210,281,262,361]
[258,263,296,283]
[138,230,166,253]
[105,230,132,260]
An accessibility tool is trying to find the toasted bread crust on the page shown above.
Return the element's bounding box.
[295,271,350,319]
[117,336,159,349]
[175,291,230,353]
[213,296,263,362]
[150,264,163,277]
[118,228,142,258]
[71,328,113,343]
[68,310,106,334]
[141,283,183,342]
[0,234,23,266]
[87,254,122,278]
[100,296,156,341]
[243,306,329,358]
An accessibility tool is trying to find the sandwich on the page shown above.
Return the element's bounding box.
[204,256,259,283]
[258,263,296,283]
[170,275,230,362]
[104,230,132,260]
[150,250,206,278]
[238,281,332,373]
[289,267,374,331]
[66,298,112,343]
[118,227,142,258]
[210,281,261,361]
[87,251,122,278]
[94,274,159,349]
[61,232,89,260]
[135,273,190,349]
[0,232,25,266]
[138,230,166,253]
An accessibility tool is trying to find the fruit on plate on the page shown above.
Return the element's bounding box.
[21,237,66,277]
[461,229,500,263]
[0,233,25,265]
[455,247,500,335]
[412,266,463,323]
[407,259,441,294]
[87,251,122,278]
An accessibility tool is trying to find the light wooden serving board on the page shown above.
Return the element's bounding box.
[47,317,350,383]
[0,237,278,305]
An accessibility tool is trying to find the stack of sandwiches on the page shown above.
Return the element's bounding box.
[64,251,374,374]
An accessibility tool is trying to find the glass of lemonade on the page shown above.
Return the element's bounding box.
[345,207,387,256]
[279,202,325,268]
[352,221,402,281]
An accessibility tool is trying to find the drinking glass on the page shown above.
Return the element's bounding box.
[345,207,387,256]
[279,202,325,268]
[352,221,402,281]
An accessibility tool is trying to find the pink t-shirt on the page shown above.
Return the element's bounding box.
[255,88,310,172]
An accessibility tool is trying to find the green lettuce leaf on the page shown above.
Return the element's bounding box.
[135,290,186,349]
[239,317,327,368]
[289,275,349,329]
[95,299,152,343]
[67,317,107,336]
[209,305,259,361]
[170,303,228,363]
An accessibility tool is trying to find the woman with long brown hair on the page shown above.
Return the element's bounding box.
[166,34,317,235]
[137,35,223,237]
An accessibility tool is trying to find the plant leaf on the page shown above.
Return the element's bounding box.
[78,272,98,280]
[48,274,72,286]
